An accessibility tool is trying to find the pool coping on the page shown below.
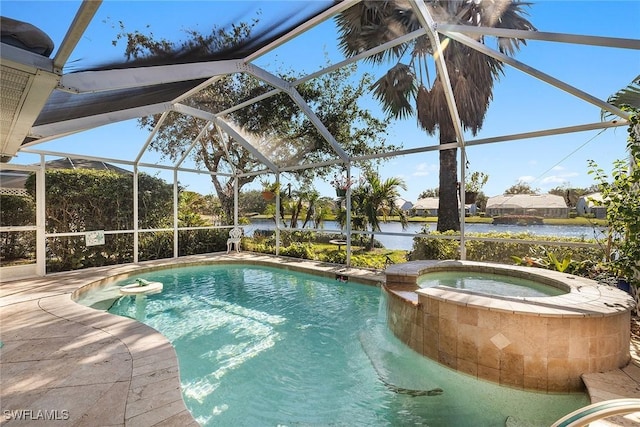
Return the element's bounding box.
[385,260,636,317]
[0,252,384,426]
[1,254,638,426]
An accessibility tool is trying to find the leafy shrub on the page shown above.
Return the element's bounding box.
[1,195,36,264]
[279,242,314,259]
[323,250,346,264]
[410,231,604,266]
[178,229,228,256]
[409,230,461,260]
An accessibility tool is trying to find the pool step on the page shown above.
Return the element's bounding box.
[580,362,640,426]
[88,296,120,310]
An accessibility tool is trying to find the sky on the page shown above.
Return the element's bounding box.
[3,0,639,202]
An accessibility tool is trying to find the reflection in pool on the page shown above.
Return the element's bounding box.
[100,264,586,426]
[417,271,566,297]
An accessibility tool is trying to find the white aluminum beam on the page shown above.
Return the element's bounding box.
[214,117,280,173]
[175,122,211,169]
[28,102,173,141]
[215,125,236,173]
[53,0,102,72]
[218,29,423,118]
[349,120,624,163]
[173,103,280,172]
[436,24,640,50]
[19,147,229,176]
[465,121,626,147]
[135,111,170,164]
[244,64,349,161]
[409,0,467,150]
[444,31,631,120]
[36,154,45,275]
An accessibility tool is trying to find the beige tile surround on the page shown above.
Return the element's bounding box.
[384,260,636,393]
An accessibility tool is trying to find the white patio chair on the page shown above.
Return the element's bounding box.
[226,226,243,253]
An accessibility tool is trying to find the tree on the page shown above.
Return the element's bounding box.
[548,185,595,208]
[336,0,535,232]
[263,181,332,230]
[418,188,439,198]
[601,75,640,119]
[588,109,639,305]
[504,181,539,195]
[596,79,640,309]
[351,171,408,250]
[178,191,209,227]
[117,20,398,223]
[24,169,175,271]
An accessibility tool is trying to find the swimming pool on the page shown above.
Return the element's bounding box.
[102,264,587,426]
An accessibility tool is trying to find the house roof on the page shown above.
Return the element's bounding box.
[578,192,605,208]
[0,157,131,190]
[394,198,413,210]
[413,197,440,210]
[486,194,568,209]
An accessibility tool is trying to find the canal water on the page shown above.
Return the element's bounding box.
[244,219,606,251]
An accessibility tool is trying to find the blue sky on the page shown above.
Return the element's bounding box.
[3,1,639,202]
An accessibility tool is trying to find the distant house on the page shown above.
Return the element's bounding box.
[486,194,568,218]
[412,197,439,216]
[394,198,413,212]
[576,192,606,219]
[412,197,475,216]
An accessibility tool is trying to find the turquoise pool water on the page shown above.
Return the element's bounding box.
[417,271,566,297]
[106,264,587,426]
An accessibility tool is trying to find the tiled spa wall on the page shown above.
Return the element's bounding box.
[383,277,631,393]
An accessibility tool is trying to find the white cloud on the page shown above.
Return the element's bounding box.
[413,162,437,177]
[540,172,579,186]
[518,175,536,183]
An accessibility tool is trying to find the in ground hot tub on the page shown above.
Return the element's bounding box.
[384,260,635,393]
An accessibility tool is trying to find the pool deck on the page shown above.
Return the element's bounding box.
[1,253,638,426]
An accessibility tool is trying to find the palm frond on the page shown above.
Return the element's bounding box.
[604,75,640,120]
[495,1,537,56]
[335,1,407,64]
[370,63,417,119]
[607,75,640,109]
[416,84,437,134]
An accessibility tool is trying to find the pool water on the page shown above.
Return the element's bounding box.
[417,271,566,297]
[107,264,586,426]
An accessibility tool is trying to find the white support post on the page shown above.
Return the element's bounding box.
[275,174,281,255]
[460,150,467,260]
[234,176,239,226]
[36,154,46,276]
[133,166,139,263]
[345,165,352,267]
[173,169,179,258]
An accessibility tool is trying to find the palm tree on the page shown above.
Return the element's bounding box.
[603,75,640,117]
[336,1,535,231]
[352,171,408,250]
